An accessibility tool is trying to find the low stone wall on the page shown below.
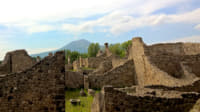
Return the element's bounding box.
[89,60,137,89]
[92,86,200,112]
[65,71,84,89]
[146,80,200,93]
[0,51,65,112]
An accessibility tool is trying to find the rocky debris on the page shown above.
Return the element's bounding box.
[80,89,87,96]
[0,51,65,112]
[70,99,81,105]
[88,89,96,97]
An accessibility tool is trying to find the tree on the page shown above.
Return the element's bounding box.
[109,43,124,57]
[65,49,89,64]
[70,51,80,63]
[121,40,132,51]
[109,40,132,58]
[65,50,72,64]
[88,43,100,57]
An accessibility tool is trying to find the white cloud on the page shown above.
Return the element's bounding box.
[0,0,188,33]
[0,42,9,60]
[5,23,55,33]
[170,35,200,43]
[27,48,58,55]
[61,8,200,35]
[195,24,200,30]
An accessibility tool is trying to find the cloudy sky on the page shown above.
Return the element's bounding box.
[0,0,200,60]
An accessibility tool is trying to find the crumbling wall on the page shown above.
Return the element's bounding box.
[111,56,127,68]
[128,37,199,87]
[73,60,80,71]
[148,43,184,55]
[87,57,105,69]
[0,50,36,75]
[99,86,200,112]
[89,60,137,88]
[0,51,65,112]
[65,71,84,89]
[149,53,200,78]
[148,43,200,56]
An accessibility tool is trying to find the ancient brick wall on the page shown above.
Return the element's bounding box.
[148,53,200,78]
[128,37,198,87]
[89,60,137,89]
[111,56,127,68]
[148,43,184,55]
[0,50,36,75]
[147,80,200,93]
[100,86,200,112]
[148,43,200,56]
[65,71,84,89]
[0,51,65,112]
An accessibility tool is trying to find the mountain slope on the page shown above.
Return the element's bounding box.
[31,39,91,58]
[60,39,91,53]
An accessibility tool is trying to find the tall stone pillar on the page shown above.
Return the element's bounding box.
[84,75,89,89]
[79,56,82,68]
[68,57,71,64]
[48,52,53,57]
[104,43,112,57]
[36,56,41,62]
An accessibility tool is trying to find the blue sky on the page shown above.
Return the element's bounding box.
[0,0,200,59]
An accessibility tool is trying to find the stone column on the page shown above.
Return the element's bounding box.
[79,56,82,68]
[48,52,53,57]
[68,57,71,64]
[36,56,41,62]
[104,43,112,57]
[84,75,89,89]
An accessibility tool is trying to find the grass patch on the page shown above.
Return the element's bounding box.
[65,89,94,112]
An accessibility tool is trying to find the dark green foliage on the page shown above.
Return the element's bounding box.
[121,40,132,51]
[109,40,132,58]
[70,51,80,63]
[0,61,2,64]
[65,50,89,64]
[88,43,100,57]
[109,43,124,57]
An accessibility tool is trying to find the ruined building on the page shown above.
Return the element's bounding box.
[1,36,200,112]
[91,37,200,112]
[0,51,65,112]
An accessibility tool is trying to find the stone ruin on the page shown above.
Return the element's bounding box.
[89,37,200,112]
[65,37,200,112]
[0,50,65,112]
[1,36,200,112]
[0,50,36,77]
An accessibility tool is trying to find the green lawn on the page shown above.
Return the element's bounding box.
[65,89,94,112]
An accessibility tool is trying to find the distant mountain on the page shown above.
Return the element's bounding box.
[60,39,91,52]
[31,39,91,58]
